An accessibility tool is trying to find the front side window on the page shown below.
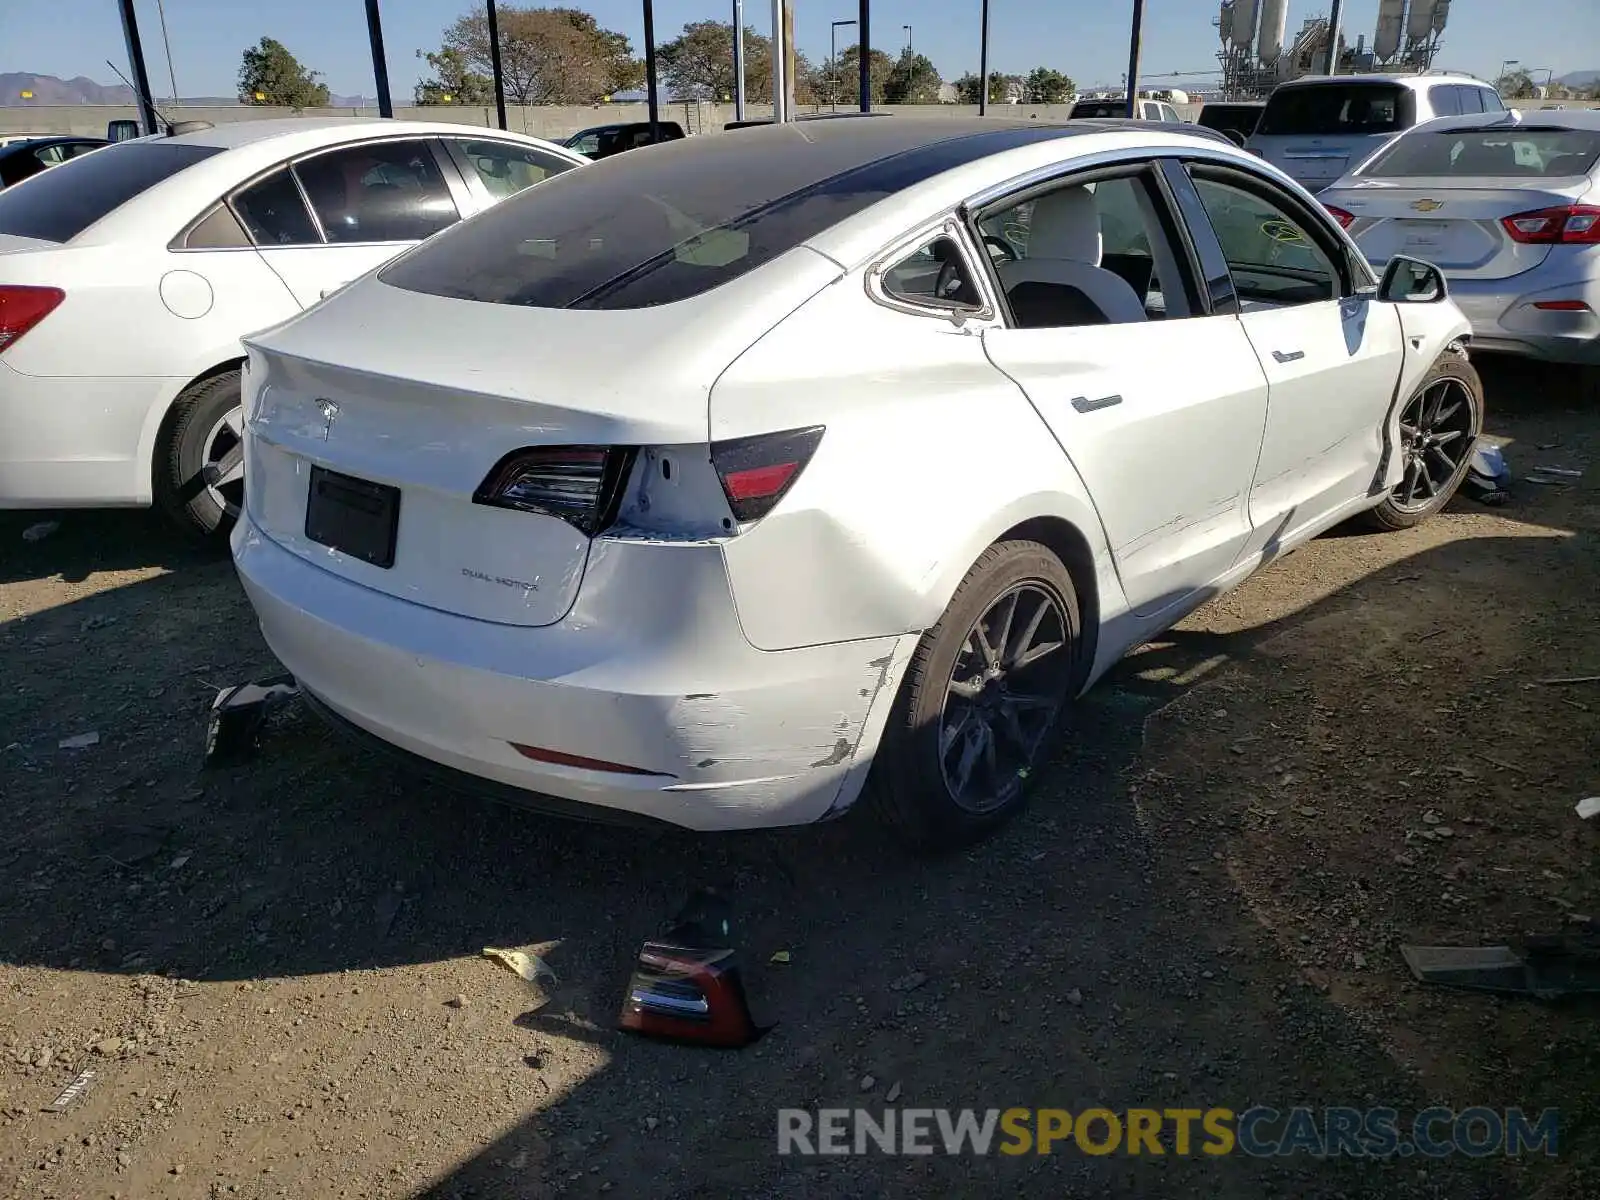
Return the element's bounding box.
[452,139,573,201]
[232,168,320,247]
[566,131,601,158]
[1480,90,1506,112]
[879,235,982,312]
[978,172,1189,329]
[294,139,458,244]
[1189,174,1338,306]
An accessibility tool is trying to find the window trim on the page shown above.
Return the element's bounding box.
[865,216,999,324]
[169,135,468,255]
[962,156,1206,331]
[1179,160,1360,303]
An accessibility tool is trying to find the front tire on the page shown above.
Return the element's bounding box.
[1364,352,1483,532]
[873,540,1081,852]
[156,370,245,539]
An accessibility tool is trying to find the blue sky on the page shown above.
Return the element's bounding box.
[3,0,1596,99]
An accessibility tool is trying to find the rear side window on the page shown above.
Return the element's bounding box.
[1363,128,1600,179]
[1427,85,1461,117]
[233,168,320,246]
[1257,84,1411,135]
[0,141,219,243]
[1480,90,1506,113]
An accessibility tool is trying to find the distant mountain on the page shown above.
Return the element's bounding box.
[1557,69,1600,88]
[2,72,374,108]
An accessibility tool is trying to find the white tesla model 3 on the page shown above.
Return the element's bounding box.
[233,117,1479,849]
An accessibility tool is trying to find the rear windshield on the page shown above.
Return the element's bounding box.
[1197,105,1262,134]
[1257,84,1411,136]
[382,124,1039,310]
[0,140,219,243]
[1071,102,1125,119]
[1363,127,1600,178]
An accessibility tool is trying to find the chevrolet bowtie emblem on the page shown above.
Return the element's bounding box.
[316,398,340,439]
[1410,198,1444,213]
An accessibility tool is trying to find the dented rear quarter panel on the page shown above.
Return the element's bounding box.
[708,269,1124,655]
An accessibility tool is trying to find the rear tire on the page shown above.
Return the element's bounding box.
[1364,352,1483,532]
[872,540,1081,852]
[155,370,244,539]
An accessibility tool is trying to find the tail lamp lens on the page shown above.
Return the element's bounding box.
[473,445,634,535]
[1501,205,1600,245]
[0,285,65,353]
[1323,204,1355,230]
[710,425,824,523]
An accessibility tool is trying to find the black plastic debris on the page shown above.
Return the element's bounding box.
[618,888,771,1048]
[202,674,300,768]
[1402,931,1600,1000]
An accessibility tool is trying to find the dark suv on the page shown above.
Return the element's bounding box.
[562,121,685,160]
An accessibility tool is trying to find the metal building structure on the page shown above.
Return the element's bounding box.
[1216,0,1450,98]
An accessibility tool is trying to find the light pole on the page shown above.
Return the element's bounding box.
[858,0,871,113]
[1125,0,1146,117]
[363,0,393,117]
[831,18,857,111]
[1323,0,1344,75]
[486,0,507,129]
[904,24,912,54]
[643,0,660,141]
[732,0,746,121]
[771,0,790,123]
[1498,58,1519,83]
[114,0,158,134]
[978,0,990,116]
[154,0,178,104]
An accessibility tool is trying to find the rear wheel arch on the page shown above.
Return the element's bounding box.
[150,356,247,477]
[996,516,1101,692]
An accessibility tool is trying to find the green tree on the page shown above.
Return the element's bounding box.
[1493,67,1536,99]
[883,50,942,104]
[414,47,492,105]
[657,20,816,103]
[954,71,1013,105]
[237,37,331,108]
[434,6,639,105]
[820,44,895,107]
[1024,67,1074,104]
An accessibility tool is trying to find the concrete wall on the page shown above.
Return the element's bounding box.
[5,99,1595,141]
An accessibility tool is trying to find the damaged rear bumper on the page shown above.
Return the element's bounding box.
[232,515,916,832]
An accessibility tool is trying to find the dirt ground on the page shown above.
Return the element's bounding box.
[1,358,1597,1200]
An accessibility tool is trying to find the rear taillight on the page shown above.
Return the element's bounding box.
[1500,205,1600,245]
[1323,204,1355,229]
[710,425,824,524]
[1532,300,1593,312]
[473,445,635,535]
[0,285,64,354]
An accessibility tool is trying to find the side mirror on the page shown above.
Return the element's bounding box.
[1222,128,1247,147]
[1379,255,1448,304]
[106,119,141,142]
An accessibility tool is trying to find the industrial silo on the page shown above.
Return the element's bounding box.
[1257,0,1289,62]
[1220,0,1234,46]
[1431,0,1452,34]
[1374,0,1407,61]
[1408,0,1438,42]
[1230,0,1260,51]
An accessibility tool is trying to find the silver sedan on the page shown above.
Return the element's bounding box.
[1318,109,1600,373]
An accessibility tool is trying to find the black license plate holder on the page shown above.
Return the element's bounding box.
[304,466,400,569]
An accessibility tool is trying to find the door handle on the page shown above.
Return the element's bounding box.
[1071,393,1123,414]
[1272,349,1305,363]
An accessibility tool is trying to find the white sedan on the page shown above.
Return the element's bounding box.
[233,117,1479,849]
[0,118,585,535]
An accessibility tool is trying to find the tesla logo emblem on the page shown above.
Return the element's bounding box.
[1410,198,1444,213]
[315,398,339,440]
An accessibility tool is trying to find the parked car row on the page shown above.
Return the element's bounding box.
[4,96,1586,848]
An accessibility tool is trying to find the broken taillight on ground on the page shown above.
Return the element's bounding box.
[619,888,767,1048]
